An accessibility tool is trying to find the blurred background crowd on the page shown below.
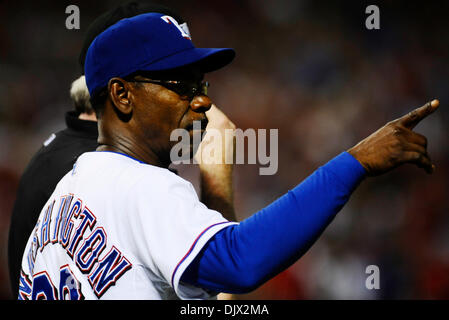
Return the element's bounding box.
[0,0,448,299]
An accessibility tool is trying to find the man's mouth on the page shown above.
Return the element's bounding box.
[185,118,208,131]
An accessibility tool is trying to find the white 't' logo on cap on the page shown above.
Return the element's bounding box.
[161,15,192,40]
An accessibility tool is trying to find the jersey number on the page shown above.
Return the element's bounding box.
[31,265,83,300]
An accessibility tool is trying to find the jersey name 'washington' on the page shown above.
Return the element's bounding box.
[19,151,236,300]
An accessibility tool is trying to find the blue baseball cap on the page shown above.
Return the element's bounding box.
[85,12,235,98]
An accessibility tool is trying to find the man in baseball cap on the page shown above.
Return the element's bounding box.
[11,2,235,299]
[19,2,439,300]
[85,12,234,100]
[84,12,235,166]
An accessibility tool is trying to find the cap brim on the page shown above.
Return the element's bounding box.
[139,47,235,74]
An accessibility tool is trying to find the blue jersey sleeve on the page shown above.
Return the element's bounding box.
[181,151,366,293]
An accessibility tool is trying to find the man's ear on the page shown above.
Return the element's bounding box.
[108,77,133,115]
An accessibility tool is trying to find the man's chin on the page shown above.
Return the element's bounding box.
[169,141,201,163]
[190,142,201,160]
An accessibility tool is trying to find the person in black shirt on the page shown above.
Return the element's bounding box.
[7,78,98,298]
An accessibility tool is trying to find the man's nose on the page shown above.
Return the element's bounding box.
[190,95,212,113]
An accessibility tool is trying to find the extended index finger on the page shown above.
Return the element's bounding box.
[397,99,439,129]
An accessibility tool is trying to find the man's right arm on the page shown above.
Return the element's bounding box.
[181,100,440,293]
[195,105,237,222]
[182,151,365,293]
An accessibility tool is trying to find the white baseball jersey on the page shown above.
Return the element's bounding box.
[18,151,237,300]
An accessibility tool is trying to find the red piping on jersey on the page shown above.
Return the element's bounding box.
[171,221,231,290]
